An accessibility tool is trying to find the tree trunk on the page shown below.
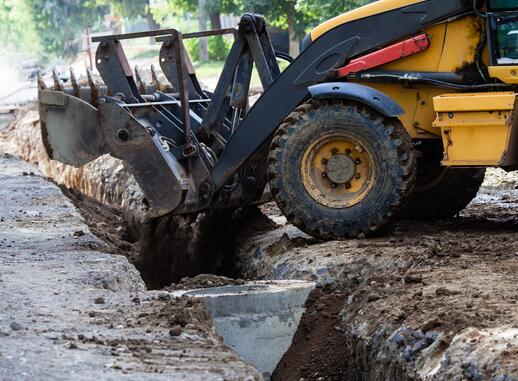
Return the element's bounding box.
[145,0,159,44]
[210,10,222,30]
[198,0,209,62]
[145,13,160,31]
[287,8,299,57]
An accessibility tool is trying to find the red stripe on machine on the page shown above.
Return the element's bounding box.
[336,33,431,77]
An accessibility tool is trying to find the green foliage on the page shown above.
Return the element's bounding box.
[0,0,40,55]
[163,0,240,18]
[237,0,373,36]
[95,0,148,20]
[296,0,373,25]
[0,0,374,60]
[184,35,232,62]
[209,36,231,60]
[184,38,200,61]
[24,0,107,58]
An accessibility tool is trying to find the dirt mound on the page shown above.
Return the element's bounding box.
[165,274,246,291]
[246,179,518,380]
[272,288,348,381]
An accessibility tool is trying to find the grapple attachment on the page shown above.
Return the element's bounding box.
[38,16,282,218]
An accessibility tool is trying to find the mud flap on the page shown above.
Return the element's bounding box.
[39,90,107,166]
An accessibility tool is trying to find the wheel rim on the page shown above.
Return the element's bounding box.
[300,132,375,208]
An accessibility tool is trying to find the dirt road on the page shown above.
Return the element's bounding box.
[0,148,260,379]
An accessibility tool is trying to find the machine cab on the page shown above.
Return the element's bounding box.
[487,0,518,82]
[501,31,518,62]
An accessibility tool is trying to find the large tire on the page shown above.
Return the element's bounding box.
[401,140,485,220]
[267,99,416,240]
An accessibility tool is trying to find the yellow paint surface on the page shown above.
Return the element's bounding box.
[432,92,517,166]
[310,0,427,41]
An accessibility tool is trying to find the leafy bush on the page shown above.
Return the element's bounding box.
[184,38,200,62]
[208,36,231,61]
[184,36,231,62]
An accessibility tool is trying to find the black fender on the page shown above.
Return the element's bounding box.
[212,0,470,188]
[308,82,404,117]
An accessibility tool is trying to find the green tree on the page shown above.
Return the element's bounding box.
[160,0,240,62]
[0,0,40,55]
[238,0,304,56]
[244,0,374,56]
[296,0,373,25]
[164,0,241,30]
[25,0,107,58]
[96,0,161,30]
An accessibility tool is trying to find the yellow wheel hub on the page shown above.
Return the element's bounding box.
[300,132,375,208]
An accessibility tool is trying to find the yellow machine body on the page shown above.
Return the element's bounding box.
[433,92,518,166]
[308,0,518,168]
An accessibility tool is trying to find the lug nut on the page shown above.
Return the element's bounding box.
[322,159,328,165]
[345,183,352,189]
[355,173,361,179]
[331,183,338,189]
[355,158,362,165]
[322,172,328,178]
[345,149,351,155]
[117,129,129,141]
[331,149,338,155]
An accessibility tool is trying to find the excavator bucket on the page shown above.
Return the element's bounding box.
[36,29,198,217]
[39,90,106,167]
[37,18,281,218]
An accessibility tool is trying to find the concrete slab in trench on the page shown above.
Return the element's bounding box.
[180,281,315,378]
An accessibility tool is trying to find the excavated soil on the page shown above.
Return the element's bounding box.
[60,187,138,259]
[61,186,264,289]
[256,170,518,380]
[3,106,518,380]
[0,149,261,380]
[272,288,349,380]
[165,274,246,291]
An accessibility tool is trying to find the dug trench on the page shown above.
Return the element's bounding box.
[59,186,273,289]
[2,106,518,380]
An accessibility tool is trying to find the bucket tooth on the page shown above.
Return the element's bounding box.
[36,72,47,91]
[134,65,146,94]
[52,68,64,92]
[69,67,82,98]
[150,64,162,92]
[86,67,101,107]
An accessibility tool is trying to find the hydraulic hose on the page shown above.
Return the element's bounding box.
[356,72,512,90]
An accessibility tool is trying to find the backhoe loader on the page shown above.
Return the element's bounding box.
[38,0,518,240]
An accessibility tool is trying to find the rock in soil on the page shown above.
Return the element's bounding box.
[165,274,246,291]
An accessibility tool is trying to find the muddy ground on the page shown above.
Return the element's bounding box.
[0,112,261,380]
[2,107,518,380]
[253,172,518,381]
